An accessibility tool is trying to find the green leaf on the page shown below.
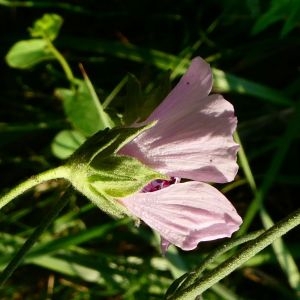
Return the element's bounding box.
[122,71,171,124]
[56,79,113,136]
[57,37,293,106]
[51,130,86,159]
[5,39,55,69]
[252,0,300,36]
[80,66,114,130]
[212,68,292,106]
[141,70,171,120]
[123,73,143,125]
[281,3,300,36]
[29,13,63,41]
[252,10,281,35]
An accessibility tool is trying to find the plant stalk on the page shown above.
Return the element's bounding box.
[172,208,300,300]
[0,165,69,210]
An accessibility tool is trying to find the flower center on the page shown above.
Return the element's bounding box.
[142,177,180,193]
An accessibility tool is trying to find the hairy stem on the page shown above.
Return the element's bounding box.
[172,208,300,300]
[0,165,70,210]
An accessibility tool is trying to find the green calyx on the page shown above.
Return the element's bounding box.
[69,121,156,164]
[66,123,167,218]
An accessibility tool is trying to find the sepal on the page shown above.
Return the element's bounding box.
[68,123,156,165]
[66,124,166,218]
[89,155,167,198]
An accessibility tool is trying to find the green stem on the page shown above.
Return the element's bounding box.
[172,208,300,300]
[165,230,264,298]
[45,38,75,84]
[103,75,128,109]
[0,186,72,287]
[0,165,70,210]
[179,230,264,291]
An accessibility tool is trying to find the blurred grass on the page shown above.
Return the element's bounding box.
[0,0,299,299]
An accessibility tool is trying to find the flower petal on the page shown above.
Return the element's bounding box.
[119,181,242,251]
[120,93,239,183]
[147,56,212,122]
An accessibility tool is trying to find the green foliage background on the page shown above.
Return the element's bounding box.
[0,0,299,299]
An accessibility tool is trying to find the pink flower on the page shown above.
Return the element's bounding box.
[118,57,242,252]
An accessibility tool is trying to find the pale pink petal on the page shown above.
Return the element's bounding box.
[147,57,212,122]
[120,94,239,183]
[119,181,242,251]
